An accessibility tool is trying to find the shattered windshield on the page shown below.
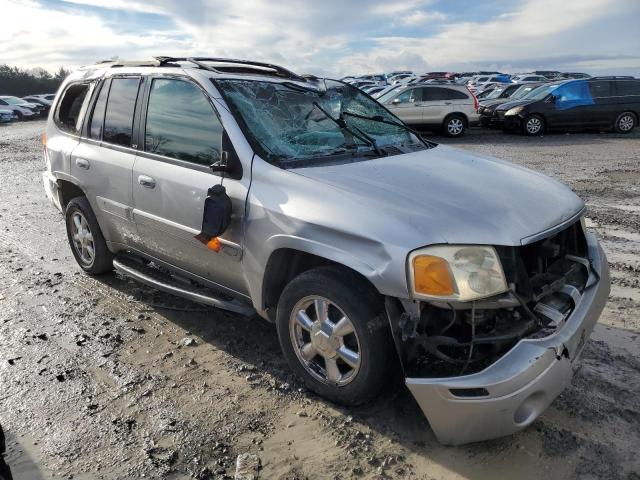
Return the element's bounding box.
[215,79,423,165]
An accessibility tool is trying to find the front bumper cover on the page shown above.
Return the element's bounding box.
[400,232,609,445]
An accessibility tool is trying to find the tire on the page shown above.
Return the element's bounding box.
[65,196,113,275]
[522,114,545,136]
[614,112,636,134]
[443,114,466,137]
[14,111,23,121]
[276,266,394,406]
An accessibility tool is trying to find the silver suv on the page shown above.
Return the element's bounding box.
[43,57,609,446]
[378,84,479,137]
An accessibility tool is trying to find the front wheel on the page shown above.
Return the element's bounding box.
[522,114,545,136]
[276,266,394,405]
[614,112,636,133]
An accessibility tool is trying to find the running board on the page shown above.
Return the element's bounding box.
[113,254,254,316]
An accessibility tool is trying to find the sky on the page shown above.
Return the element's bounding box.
[1,0,639,77]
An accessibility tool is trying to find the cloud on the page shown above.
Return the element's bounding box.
[1,0,639,77]
[397,10,447,26]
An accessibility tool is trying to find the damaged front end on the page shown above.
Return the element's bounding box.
[387,221,610,445]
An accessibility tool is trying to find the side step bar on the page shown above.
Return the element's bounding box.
[113,254,254,316]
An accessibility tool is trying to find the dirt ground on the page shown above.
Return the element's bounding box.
[0,120,638,480]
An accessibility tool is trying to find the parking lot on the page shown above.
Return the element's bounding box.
[0,119,638,479]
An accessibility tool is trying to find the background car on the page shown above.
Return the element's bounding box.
[0,96,38,120]
[22,96,51,115]
[481,83,550,127]
[371,84,402,99]
[467,74,511,94]
[0,108,16,123]
[511,74,549,83]
[379,84,478,137]
[503,76,640,135]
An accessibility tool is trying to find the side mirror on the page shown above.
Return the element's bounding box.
[392,98,401,105]
[548,95,557,104]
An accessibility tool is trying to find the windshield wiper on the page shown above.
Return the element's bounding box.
[311,102,383,156]
[341,111,435,148]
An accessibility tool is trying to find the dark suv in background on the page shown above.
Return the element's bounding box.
[502,77,640,135]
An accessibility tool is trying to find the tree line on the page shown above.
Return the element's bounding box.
[0,64,71,97]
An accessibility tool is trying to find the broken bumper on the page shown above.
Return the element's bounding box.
[405,232,609,445]
[43,171,63,213]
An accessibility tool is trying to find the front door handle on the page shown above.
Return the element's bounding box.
[445,102,453,105]
[75,158,90,170]
[138,175,156,189]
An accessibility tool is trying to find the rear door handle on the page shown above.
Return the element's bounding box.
[75,158,90,170]
[138,175,156,189]
[445,102,453,105]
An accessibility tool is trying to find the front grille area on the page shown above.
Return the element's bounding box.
[398,220,591,378]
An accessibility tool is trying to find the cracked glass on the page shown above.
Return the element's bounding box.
[216,79,422,164]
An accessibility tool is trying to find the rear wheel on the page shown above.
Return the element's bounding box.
[276,266,393,405]
[522,114,544,136]
[614,112,636,133]
[443,114,466,137]
[65,197,113,275]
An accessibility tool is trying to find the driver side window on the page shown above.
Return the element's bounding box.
[144,78,223,166]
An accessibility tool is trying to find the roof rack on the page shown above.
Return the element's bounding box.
[154,56,307,82]
[590,76,636,80]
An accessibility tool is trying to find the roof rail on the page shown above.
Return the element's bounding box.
[154,56,307,81]
[590,75,636,80]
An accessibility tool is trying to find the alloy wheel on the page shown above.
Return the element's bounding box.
[447,118,464,136]
[619,114,634,132]
[526,117,542,134]
[289,295,361,386]
[70,211,95,266]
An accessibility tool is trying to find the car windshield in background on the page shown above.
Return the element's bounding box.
[524,83,560,101]
[485,87,508,99]
[216,79,424,165]
[2,96,29,105]
[511,85,539,99]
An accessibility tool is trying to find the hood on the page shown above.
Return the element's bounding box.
[494,98,536,112]
[294,145,584,248]
[479,98,513,109]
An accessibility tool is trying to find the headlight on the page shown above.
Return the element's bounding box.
[505,106,524,116]
[408,245,508,302]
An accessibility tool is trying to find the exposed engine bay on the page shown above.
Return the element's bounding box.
[393,221,592,377]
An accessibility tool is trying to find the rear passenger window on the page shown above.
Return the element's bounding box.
[144,79,223,165]
[56,83,92,134]
[423,87,468,101]
[588,81,613,98]
[103,77,140,147]
[616,81,640,96]
[89,80,109,140]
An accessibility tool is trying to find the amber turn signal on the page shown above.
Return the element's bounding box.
[206,237,222,252]
[413,255,455,296]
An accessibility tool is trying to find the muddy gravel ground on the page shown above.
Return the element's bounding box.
[0,120,639,480]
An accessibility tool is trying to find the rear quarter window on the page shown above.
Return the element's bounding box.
[55,83,93,134]
[616,81,640,96]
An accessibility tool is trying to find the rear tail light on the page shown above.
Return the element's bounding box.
[467,87,479,111]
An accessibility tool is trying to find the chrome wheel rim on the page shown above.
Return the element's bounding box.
[447,118,464,135]
[70,211,95,266]
[289,296,361,386]
[619,115,634,131]
[526,117,542,134]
